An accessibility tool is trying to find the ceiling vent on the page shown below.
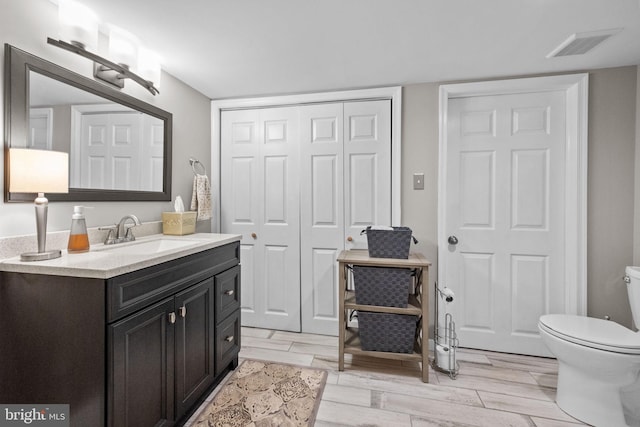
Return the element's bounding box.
[547,28,621,58]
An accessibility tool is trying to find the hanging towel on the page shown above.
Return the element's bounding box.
[190,174,212,221]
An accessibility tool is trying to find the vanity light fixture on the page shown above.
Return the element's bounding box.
[8,148,69,261]
[49,0,160,95]
[47,38,160,96]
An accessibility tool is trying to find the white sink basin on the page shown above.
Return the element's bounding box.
[98,238,200,256]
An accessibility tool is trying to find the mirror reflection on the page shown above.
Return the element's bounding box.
[28,71,164,192]
[4,44,172,202]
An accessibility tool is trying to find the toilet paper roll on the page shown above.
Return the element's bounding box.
[436,344,451,371]
[441,287,455,303]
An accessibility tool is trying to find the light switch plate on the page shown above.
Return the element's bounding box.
[413,173,425,190]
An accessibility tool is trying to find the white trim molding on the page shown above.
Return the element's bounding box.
[211,86,403,232]
[438,74,589,316]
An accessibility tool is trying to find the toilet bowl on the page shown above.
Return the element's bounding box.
[538,266,640,427]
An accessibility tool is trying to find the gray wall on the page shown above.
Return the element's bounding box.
[401,66,639,330]
[587,67,637,327]
[0,0,212,239]
[635,68,640,268]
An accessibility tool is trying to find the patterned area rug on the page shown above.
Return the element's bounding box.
[192,360,327,427]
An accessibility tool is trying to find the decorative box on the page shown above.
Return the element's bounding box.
[162,212,197,235]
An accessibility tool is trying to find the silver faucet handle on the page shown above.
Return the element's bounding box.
[99,225,118,244]
[124,226,136,241]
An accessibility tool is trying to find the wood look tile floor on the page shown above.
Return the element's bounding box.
[185,327,586,427]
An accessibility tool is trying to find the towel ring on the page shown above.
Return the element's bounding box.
[189,158,206,176]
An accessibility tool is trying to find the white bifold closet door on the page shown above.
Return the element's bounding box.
[220,107,301,332]
[79,112,142,190]
[221,100,391,334]
[299,101,391,335]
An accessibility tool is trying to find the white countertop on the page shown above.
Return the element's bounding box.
[0,233,241,279]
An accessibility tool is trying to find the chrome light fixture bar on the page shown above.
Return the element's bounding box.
[47,37,159,95]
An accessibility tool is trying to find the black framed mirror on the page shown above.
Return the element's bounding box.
[4,44,172,202]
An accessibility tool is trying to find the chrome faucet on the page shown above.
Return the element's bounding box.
[117,214,141,241]
[100,214,141,245]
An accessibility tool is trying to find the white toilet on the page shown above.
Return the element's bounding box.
[539,266,640,427]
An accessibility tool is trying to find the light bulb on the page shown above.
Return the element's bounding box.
[58,0,99,51]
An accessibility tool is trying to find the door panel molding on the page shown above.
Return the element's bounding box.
[212,86,402,232]
[438,74,589,325]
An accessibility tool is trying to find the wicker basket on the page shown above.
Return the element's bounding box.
[352,266,412,308]
[363,226,415,259]
[357,311,418,353]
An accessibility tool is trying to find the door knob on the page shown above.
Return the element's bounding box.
[346,236,353,242]
[448,235,459,245]
[251,232,257,239]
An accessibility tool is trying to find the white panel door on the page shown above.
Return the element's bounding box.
[221,107,301,332]
[300,100,392,335]
[29,108,53,150]
[344,100,392,248]
[444,91,566,356]
[140,115,165,191]
[109,113,142,191]
[300,103,344,335]
[79,112,141,190]
[221,110,260,328]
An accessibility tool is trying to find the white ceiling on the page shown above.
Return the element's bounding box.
[75,0,640,99]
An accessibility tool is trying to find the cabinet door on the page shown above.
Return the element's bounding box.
[110,298,175,427]
[174,278,216,419]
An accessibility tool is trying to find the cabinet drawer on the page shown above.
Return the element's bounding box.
[108,242,239,322]
[215,311,240,376]
[215,266,240,323]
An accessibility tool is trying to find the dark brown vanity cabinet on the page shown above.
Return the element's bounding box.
[110,278,216,427]
[0,241,241,427]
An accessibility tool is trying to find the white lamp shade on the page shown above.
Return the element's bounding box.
[137,47,162,88]
[108,25,139,69]
[9,148,69,194]
[58,0,99,51]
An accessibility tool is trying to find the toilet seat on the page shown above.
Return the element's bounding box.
[539,314,640,355]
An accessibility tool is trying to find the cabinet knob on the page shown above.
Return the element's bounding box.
[225,335,234,342]
[346,236,353,242]
[251,232,257,239]
[168,312,176,324]
[178,306,187,318]
[224,289,235,296]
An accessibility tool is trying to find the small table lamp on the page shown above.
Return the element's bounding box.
[9,148,69,261]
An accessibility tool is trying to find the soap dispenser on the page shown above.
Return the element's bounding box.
[67,206,90,253]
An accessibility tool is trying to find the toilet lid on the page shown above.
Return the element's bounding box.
[539,314,640,355]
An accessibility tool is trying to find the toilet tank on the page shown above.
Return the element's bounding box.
[625,266,640,330]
